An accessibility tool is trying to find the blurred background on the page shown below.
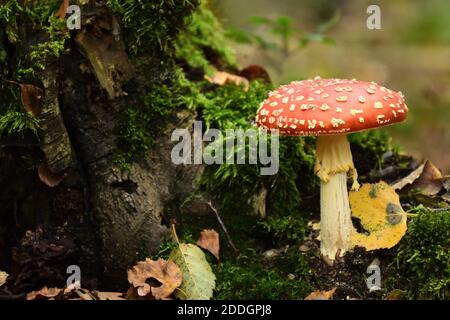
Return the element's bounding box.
[214,0,450,172]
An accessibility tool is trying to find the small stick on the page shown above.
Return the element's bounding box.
[204,200,239,254]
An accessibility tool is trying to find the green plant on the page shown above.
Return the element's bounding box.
[259,215,308,245]
[214,247,312,299]
[175,2,236,73]
[0,111,40,137]
[388,209,450,299]
[29,16,69,71]
[106,0,200,56]
[226,13,339,75]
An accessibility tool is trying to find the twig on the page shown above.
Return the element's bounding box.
[204,200,239,254]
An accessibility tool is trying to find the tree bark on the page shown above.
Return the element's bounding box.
[1,2,202,288]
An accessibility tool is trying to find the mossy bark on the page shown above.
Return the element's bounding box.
[0,1,202,288]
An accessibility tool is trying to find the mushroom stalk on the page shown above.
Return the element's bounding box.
[315,134,357,260]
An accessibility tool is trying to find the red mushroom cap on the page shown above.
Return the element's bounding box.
[256,77,408,136]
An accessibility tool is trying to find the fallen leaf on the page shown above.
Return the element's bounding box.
[391,163,425,190]
[127,258,182,300]
[304,288,336,300]
[205,71,249,91]
[94,291,125,301]
[391,160,443,196]
[0,271,8,287]
[350,182,407,251]
[197,229,220,260]
[4,80,43,116]
[407,160,443,195]
[26,287,62,300]
[38,163,66,187]
[54,0,69,20]
[169,243,216,300]
[384,289,406,300]
[239,65,271,83]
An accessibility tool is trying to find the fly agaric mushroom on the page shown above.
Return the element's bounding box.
[256,77,408,260]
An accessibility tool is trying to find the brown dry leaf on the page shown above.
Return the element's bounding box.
[350,182,407,251]
[384,289,406,300]
[197,229,220,261]
[26,287,63,300]
[94,291,126,300]
[391,163,425,190]
[54,0,69,20]
[4,80,43,116]
[408,160,443,195]
[205,71,249,91]
[0,271,8,287]
[127,258,182,300]
[391,160,443,195]
[38,163,66,187]
[239,65,271,84]
[304,287,336,300]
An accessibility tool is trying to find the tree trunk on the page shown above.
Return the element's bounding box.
[0,1,202,289]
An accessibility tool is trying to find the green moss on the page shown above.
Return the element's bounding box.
[259,215,308,245]
[29,16,69,71]
[214,246,312,299]
[175,1,237,73]
[387,209,450,299]
[114,80,176,168]
[0,110,40,137]
[107,0,200,56]
[0,85,40,138]
[348,130,392,156]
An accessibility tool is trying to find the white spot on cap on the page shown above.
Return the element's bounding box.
[272,108,284,116]
[376,115,385,123]
[358,96,366,103]
[282,97,289,104]
[320,103,331,111]
[359,117,365,123]
[331,118,345,127]
[269,117,275,123]
[308,120,317,129]
[336,96,348,102]
[374,101,383,109]
[336,107,342,113]
[366,88,376,94]
[350,109,363,116]
[296,95,304,101]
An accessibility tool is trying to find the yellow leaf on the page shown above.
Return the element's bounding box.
[350,182,407,250]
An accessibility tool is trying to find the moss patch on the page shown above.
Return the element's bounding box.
[174,1,237,74]
[386,209,450,299]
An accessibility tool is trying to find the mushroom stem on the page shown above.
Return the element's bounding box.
[316,135,357,260]
[320,171,353,259]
